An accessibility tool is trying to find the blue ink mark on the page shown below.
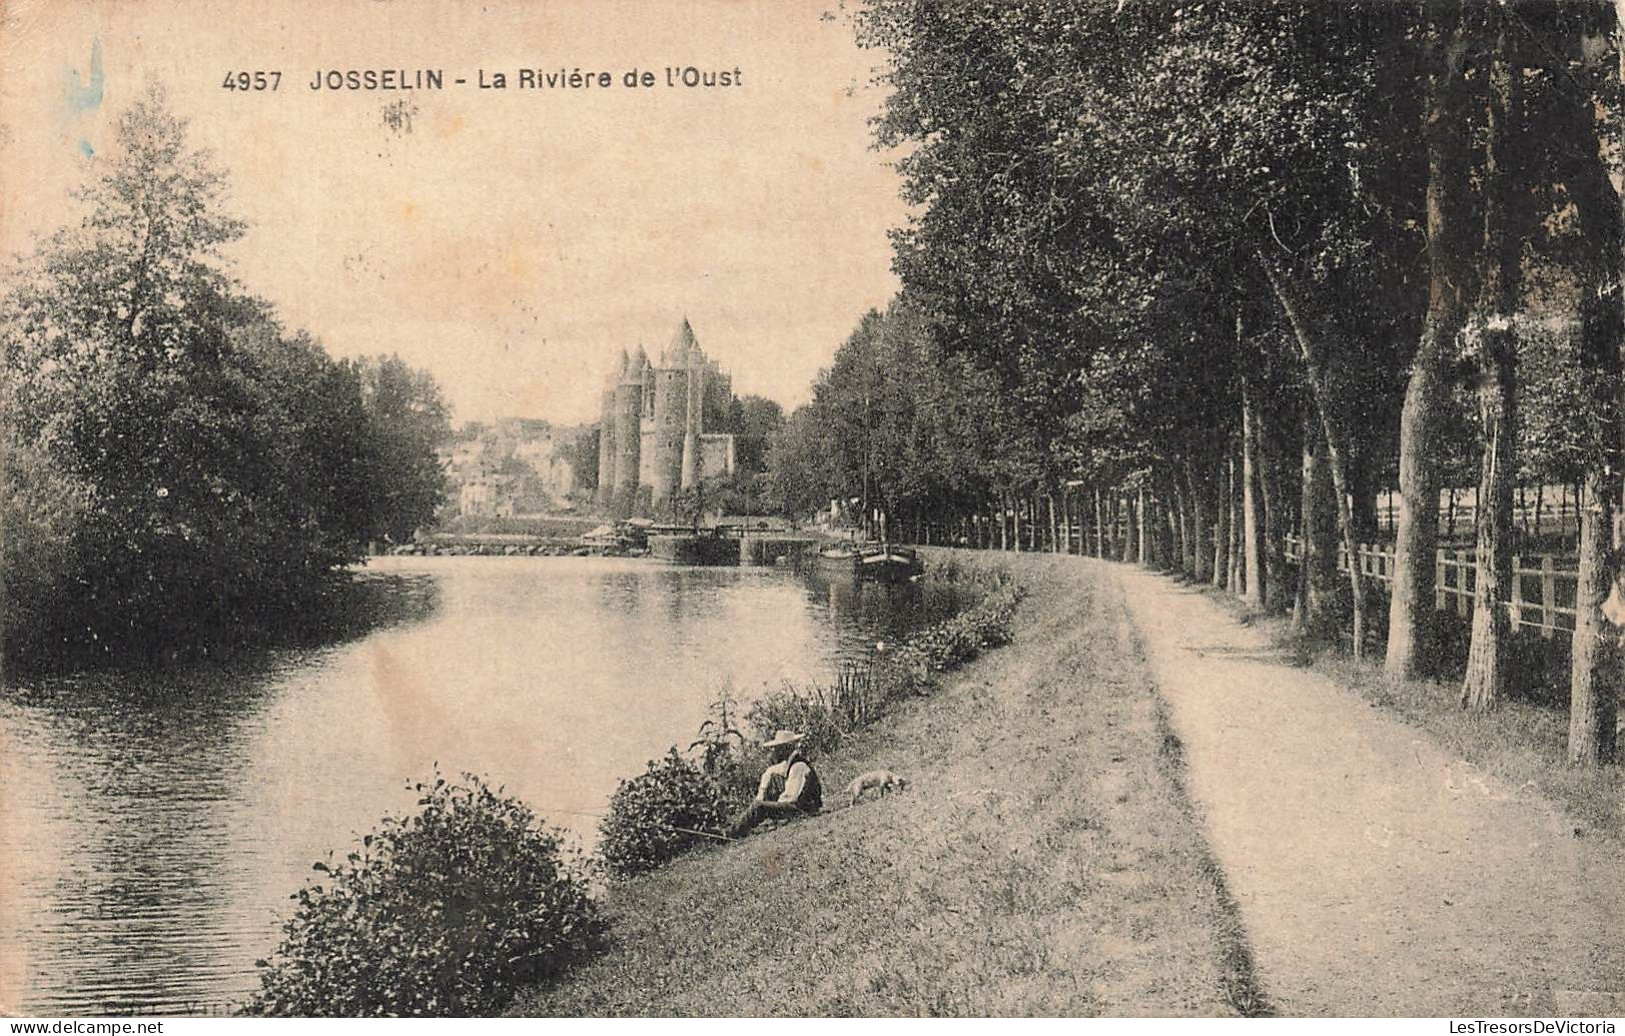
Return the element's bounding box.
[64,38,104,113]
[77,139,94,158]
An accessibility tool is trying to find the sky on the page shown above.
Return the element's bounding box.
[0,0,909,424]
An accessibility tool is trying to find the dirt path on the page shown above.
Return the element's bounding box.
[1112,561,1624,1017]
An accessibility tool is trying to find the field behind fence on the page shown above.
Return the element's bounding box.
[1284,535,1580,639]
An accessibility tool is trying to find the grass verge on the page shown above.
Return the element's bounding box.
[509,551,1261,1016]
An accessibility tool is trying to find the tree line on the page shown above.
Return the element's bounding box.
[759,1,1625,763]
[1,88,449,672]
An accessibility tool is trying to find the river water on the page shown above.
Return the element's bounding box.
[0,556,965,1016]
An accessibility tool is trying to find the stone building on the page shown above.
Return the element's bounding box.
[595,318,737,510]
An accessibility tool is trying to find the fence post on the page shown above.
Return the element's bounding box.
[1455,549,1470,617]
[1510,555,1524,634]
[1540,554,1556,640]
[1436,549,1447,611]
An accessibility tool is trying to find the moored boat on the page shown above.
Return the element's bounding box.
[647,527,741,566]
[814,542,921,581]
[857,544,922,582]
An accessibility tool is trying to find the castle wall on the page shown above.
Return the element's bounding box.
[612,381,642,496]
[698,433,735,482]
[595,388,616,507]
[638,425,657,488]
[649,368,689,504]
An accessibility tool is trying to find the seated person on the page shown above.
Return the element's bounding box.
[727,729,822,839]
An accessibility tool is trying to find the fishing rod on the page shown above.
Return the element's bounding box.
[541,805,733,842]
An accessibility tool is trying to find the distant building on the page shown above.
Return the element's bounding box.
[458,475,517,517]
[437,419,590,517]
[596,317,737,510]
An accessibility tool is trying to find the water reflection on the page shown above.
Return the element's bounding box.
[0,557,965,1015]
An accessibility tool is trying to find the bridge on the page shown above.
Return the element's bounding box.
[644,523,822,565]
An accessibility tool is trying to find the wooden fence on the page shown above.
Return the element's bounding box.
[1284,535,1579,638]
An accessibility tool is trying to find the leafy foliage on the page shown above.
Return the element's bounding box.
[0,86,449,671]
[601,578,1026,877]
[247,772,603,1017]
[597,748,753,877]
[746,584,1026,753]
[766,300,1007,526]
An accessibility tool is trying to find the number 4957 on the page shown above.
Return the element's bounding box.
[222,71,281,91]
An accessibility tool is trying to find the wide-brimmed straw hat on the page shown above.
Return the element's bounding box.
[760,729,805,749]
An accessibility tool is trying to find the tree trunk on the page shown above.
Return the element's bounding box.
[1306,411,1340,626]
[1565,31,1625,762]
[1124,493,1138,564]
[1229,454,1245,594]
[1242,383,1266,608]
[1261,409,1290,614]
[1094,488,1106,559]
[1138,486,1153,568]
[1169,480,1187,574]
[1462,29,1520,712]
[1053,490,1066,555]
[1258,259,1368,657]
[1187,461,1211,583]
[1072,488,1084,556]
[999,496,1008,552]
[1213,455,1232,588]
[1294,409,1324,632]
[1572,470,1619,763]
[1387,15,1472,679]
[1112,493,1124,560]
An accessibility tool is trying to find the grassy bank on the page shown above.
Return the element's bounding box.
[510,551,1263,1016]
[1190,576,1623,841]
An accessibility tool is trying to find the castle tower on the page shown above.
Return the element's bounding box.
[677,318,703,490]
[595,350,627,509]
[613,346,646,501]
[648,374,687,506]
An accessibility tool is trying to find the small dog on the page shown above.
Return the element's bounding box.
[847,769,909,807]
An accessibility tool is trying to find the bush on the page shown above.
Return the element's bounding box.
[744,681,866,756]
[597,749,753,877]
[597,581,1029,879]
[246,772,603,1017]
[745,585,1027,754]
[881,585,1024,686]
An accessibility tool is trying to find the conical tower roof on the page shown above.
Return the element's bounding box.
[607,348,630,388]
[669,317,699,361]
[629,343,649,370]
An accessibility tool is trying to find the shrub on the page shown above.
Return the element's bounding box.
[597,580,1029,878]
[745,585,1027,753]
[744,681,863,756]
[597,749,752,877]
[246,772,603,1017]
[881,585,1024,686]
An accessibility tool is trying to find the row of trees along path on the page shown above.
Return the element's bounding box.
[783,1,1625,766]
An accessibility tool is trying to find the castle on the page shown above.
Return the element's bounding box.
[595,318,737,510]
